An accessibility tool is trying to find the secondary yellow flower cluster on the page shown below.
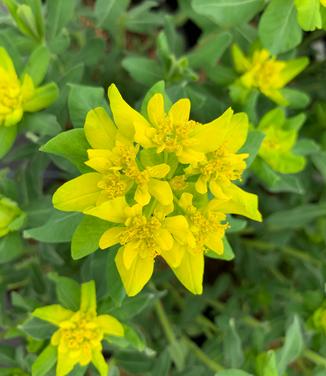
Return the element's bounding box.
[0,195,25,237]
[231,45,308,105]
[53,84,261,296]
[0,47,58,127]
[33,281,124,376]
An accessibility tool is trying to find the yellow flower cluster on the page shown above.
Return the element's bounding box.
[33,281,124,376]
[0,48,58,127]
[231,45,308,105]
[0,195,25,237]
[53,84,261,296]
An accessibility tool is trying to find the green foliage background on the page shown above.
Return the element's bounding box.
[0,0,326,375]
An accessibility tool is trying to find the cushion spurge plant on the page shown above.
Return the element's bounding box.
[51,84,261,296]
[32,281,124,376]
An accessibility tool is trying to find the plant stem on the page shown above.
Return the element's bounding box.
[154,299,177,345]
[182,336,224,372]
[304,349,326,368]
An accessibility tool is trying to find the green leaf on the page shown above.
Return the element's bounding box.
[215,370,253,376]
[115,351,154,374]
[20,317,56,340]
[107,324,146,351]
[22,45,50,86]
[68,84,106,128]
[106,248,126,305]
[192,0,264,27]
[46,0,78,40]
[0,125,17,159]
[282,88,310,109]
[227,217,247,233]
[266,203,326,230]
[0,232,23,264]
[223,318,244,368]
[150,349,171,376]
[48,273,81,311]
[109,292,158,320]
[95,0,129,28]
[24,211,82,243]
[187,31,232,69]
[20,113,61,137]
[256,350,279,376]
[239,130,265,167]
[71,216,111,260]
[312,151,326,181]
[276,316,303,374]
[293,138,320,156]
[32,345,57,376]
[40,128,90,172]
[125,1,164,33]
[258,0,302,54]
[252,158,304,194]
[122,56,163,86]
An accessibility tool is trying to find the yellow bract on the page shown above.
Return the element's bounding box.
[33,281,124,376]
[52,84,262,296]
[0,196,25,237]
[231,45,309,105]
[0,47,58,127]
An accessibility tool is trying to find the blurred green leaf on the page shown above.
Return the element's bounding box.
[276,316,303,374]
[187,31,232,69]
[282,88,310,109]
[0,232,23,264]
[31,345,56,376]
[192,0,264,27]
[0,125,17,159]
[46,0,78,40]
[266,204,326,230]
[122,56,163,86]
[258,0,302,54]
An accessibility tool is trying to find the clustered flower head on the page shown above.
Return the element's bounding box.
[53,84,262,296]
[0,195,25,237]
[33,281,124,376]
[231,44,309,105]
[0,47,58,127]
